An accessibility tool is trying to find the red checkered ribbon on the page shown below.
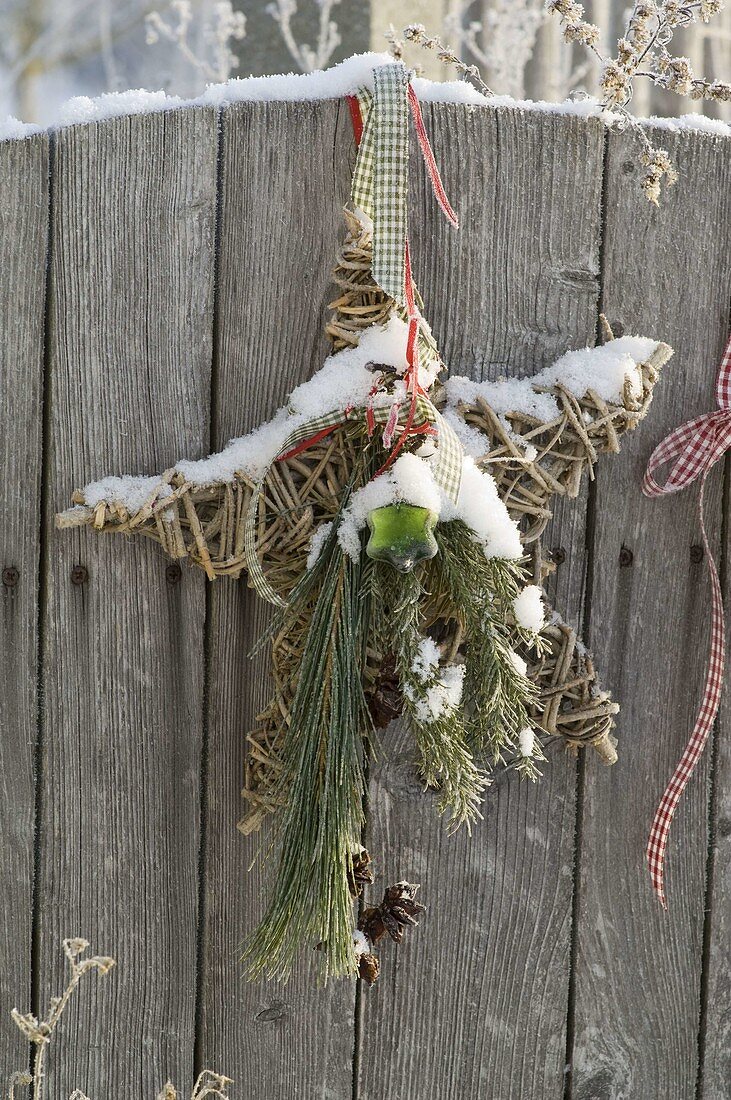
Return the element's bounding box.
[643,332,731,907]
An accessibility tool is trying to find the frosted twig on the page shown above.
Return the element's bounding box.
[267,0,342,73]
[6,937,232,1100]
[158,1071,233,1099]
[145,0,246,84]
[403,24,494,96]
[9,938,115,1100]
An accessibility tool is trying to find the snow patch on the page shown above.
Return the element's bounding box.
[288,315,409,419]
[507,649,528,679]
[175,407,294,486]
[353,929,370,956]
[406,640,466,724]
[519,727,537,757]
[445,457,524,560]
[0,116,42,141]
[446,335,660,427]
[81,474,172,513]
[338,452,523,563]
[306,522,334,571]
[513,585,545,632]
[5,49,726,143]
[643,112,731,138]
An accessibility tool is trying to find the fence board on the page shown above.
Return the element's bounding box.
[700,428,731,1097]
[1,97,729,1100]
[39,109,217,1097]
[572,127,731,1099]
[197,101,359,1097]
[358,105,604,1100]
[0,133,49,1074]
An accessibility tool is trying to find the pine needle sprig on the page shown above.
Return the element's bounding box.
[375,563,488,830]
[242,539,373,982]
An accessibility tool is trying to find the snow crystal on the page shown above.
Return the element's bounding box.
[643,112,731,139]
[3,47,729,144]
[519,727,537,757]
[288,316,409,419]
[81,474,172,513]
[353,929,370,956]
[507,649,528,679]
[513,585,545,632]
[0,116,42,141]
[175,407,294,486]
[445,457,524,561]
[306,522,334,571]
[411,636,441,681]
[58,89,186,126]
[406,657,466,724]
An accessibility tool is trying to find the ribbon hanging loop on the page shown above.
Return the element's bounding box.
[643,332,731,907]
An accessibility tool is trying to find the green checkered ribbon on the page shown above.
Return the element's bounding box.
[351,65,410,304]
[244,398,464,606]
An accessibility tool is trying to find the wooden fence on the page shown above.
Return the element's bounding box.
[1,99,730,1099]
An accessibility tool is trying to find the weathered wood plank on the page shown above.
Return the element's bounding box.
[40,109,217,1096]
[572,126,731,1099]
[699,357,731,1096]
[0,133,49,1073]
[197,101,358,1096]
[359,104,605,1100]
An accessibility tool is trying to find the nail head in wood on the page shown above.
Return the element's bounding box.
[165,562,182,585]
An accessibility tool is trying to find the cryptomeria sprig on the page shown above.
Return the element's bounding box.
[374,562,488,830]
[431,521,539,777]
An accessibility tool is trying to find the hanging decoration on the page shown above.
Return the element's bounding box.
[643,332,731,908]
[57,62,673,982]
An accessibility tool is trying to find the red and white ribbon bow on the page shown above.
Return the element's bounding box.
[643,332,731,908]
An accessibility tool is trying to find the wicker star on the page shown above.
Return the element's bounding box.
[57,211,673,835]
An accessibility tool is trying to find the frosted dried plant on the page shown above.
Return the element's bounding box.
[267,0,342,73]
[8,938,115,1100]
[157,1071,233,1099]
[6,938,232,1100]
[145,0,247,84]
[547,0,731,200]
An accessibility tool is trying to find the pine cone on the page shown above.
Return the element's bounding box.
[358,952,380,985]
[359,881,425,945]
[367,653,402,728]
[347,849,374,898]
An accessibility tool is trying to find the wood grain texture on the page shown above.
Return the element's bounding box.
[0,133,49,1073]
[196,101,358,1098]
[39,109,217,1097]
[3,99,730,1100]
[358,104,605,1100]
[571,127,731,1100]
[700,413,731,1097]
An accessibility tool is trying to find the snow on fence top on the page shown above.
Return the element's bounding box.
[3,50,730,144]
